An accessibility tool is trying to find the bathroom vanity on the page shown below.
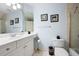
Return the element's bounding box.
[0,32,37,56]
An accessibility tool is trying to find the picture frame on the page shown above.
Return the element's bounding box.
[15,18,19,24]
[41,14,48,21]
[10,20,14,25]
[50,14,59,22]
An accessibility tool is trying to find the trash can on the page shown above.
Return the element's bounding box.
[49,46,55,56]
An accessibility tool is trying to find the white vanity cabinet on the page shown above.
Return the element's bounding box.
[0,41,16,56]
[24,39,34,56]
[0,34,36,56]
[6,46,25,56]
[7,39,34,56]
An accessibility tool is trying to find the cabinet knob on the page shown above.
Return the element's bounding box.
[6,48,10,51]
[24,45,27,48]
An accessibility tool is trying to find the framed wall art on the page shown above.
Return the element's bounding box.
[41,14,48,21]
[50,14,59,22]
[10,20,14,25]
[15,18,19,24]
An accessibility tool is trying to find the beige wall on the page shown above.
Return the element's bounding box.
[0,17,6,33]
[1,18,6,33]
[67,3,79,48]
[25,21,33,32]
[0,19,1,33]
[67,4,72,48]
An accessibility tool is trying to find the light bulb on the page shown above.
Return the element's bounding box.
[6,3,11,6]
[13,5,17,10]
[17,4,21,9]
[11,2,16,5]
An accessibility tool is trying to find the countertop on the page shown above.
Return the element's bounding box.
[0,32,37,46]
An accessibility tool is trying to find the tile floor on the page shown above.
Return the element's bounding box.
[33,49,53,56]
[33,48,69,56]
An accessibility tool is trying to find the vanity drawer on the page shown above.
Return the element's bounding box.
[0,41,16,56]
[16,38,26,48]
[24,36,34,43]
[16,36,33,48]
[24,39,34,56]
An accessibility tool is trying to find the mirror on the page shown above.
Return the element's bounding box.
[0,3,34,34]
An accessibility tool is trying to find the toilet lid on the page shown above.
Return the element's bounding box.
[55,48,69,56]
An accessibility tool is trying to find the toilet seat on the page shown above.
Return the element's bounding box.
[55,48,69,56]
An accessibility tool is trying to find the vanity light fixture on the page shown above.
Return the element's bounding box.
[6,3,21,10]
[17,4,21,9]
[13,4,17,10]
[6,3,11,6]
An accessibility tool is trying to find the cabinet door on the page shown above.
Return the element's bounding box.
[0,42,16,56]
[6,46,24,56]
[24,39,34,56]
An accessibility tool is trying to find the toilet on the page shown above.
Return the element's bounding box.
[51,39,65,48]
[50,39,69,56]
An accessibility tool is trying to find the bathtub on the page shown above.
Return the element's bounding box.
[69,48,79,56]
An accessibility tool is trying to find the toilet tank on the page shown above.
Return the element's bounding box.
[51,39,65,48]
